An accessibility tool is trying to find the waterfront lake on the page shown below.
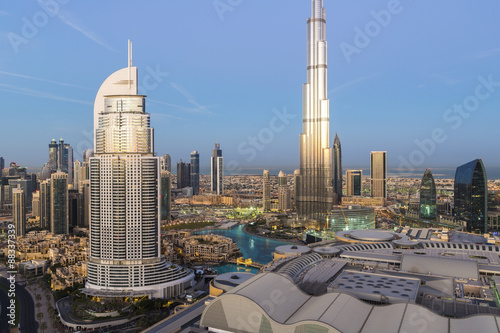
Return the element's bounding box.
[195,224,290,273]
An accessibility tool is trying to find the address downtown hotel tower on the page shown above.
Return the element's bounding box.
[84,42,193,299]
[296,0,334,219]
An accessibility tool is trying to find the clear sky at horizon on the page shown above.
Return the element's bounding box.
[0,0,499,174]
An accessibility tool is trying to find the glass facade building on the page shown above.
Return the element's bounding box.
[454,159,488,233]
[332,133,342,204]
[190,151,200,195]
[346,170,362,196]
[370,151,387,199]
[161,171,171,221]
[420,169,437,220]
[327,206,375,232]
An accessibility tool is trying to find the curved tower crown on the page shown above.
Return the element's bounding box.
[85,41,193,299]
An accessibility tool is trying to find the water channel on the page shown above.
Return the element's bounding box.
[195,224,290,274]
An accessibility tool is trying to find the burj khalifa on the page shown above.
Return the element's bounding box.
[296,0,333,219]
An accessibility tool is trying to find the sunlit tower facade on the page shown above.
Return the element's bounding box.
[262,170,271,211]
[346,170,362,197]
[296,0,334,219]
[85,42,193,298]
[370,151,387,199]
[13,187,26,237]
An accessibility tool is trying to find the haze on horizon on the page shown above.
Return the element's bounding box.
[1,0,499,174]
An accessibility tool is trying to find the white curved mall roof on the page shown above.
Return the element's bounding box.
[201,272,500,333]
[275,244,311,255]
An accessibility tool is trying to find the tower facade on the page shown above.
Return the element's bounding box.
[278,171,291,212]
[160,171,171,221]
[13,187,26,237]
[370,151,387,199]
[262,170,271,211]
[86,46,193,298]
[211,142,223,195]
[296,0,333,219]
[177,160,191,189]
[50,172,68,235]
[454,159,488,233]
[40,180,50,230]
[420,169,437,220]
[332,133,342,204]
[190,151,200,195]
[160,154,171,172]
[346,170,362,197]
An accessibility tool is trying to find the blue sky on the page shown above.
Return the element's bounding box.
[0,0,499,175]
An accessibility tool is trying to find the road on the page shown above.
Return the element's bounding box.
[0,277,38,333]
[145,296,213,333]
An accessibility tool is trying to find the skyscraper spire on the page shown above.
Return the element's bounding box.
[296,0,333,219]
[333,133,342,205]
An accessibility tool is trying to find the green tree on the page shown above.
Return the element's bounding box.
[40,321,47,333]
[36,312,43,322]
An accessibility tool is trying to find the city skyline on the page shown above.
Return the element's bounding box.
[1,1,500,173]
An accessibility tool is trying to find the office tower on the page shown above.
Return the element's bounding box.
[454,159,488,233]
[13,187,26,237]
[190,151,200,195]
[332,133,342,204]
[8,179,31,208]
[294,169,300,210]
[211,142,223,195]
[32,191,41,218]
[81,180,90,227]
[262,170,271,211]
[296,0,333,219]
[278,171,291,212]
[160,171,172,221]
[0,157,4,171]
[49,139,58,173]
[370,151,387,199]
[86,46,193,298]
[0,185,4,210]
[47,138,74,182]
[40,180,50,229]
[40,162,50,180]
[73,160,81,191]
[346,170,362,196]
[160,154,171,172]
[420,169,437,220]
[68,189,83,228]
[50,172,68,235]
[29,173,38,192]
[83,149,94,162]
[177,160,191,189]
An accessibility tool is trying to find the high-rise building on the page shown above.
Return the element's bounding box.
[177,160,191,189]
[83,149,94,162]
[73,160,82,192]
[370,151,387,199]
[454,159,488,233]
[46,138,74,183]
[160,154,171,172]
[50,172,68,235]
[346,170,362,197]
[160,171,171,221]
[0,157,4,171]
[8,179,31,208]
[332,133,342,204]
[85,45,193,298]
[262,170,271,211]
[296,0,334,219]
[190,151,200,195]
[32,191,41,218]
[13,187,26,237]
[68,189,83,228]
[278,171,291,212]
[81,180,90,227]
[40,180,50,230]
[211,142,223,195]
[420,169,437,220]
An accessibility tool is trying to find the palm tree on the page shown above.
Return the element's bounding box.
[36,312,43,322]
[36,301,42,309]
[40,321,47,333]
[36,293,42,302]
